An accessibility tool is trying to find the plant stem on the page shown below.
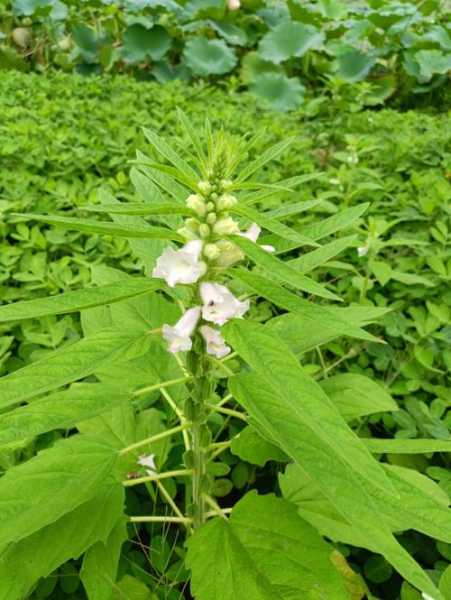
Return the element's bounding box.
[206,403,247,422]
[119,423,190,455]
[123,469,192,487]
[133,376,192,398]
[191,417,205,529]
[130,516,192,524]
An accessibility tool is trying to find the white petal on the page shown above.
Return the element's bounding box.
[239,223,261,243]
[200,325,231,358]
[152,241,206,287]
[162,307,200,353]
[200,282,249,326]
[138,454,157,474]
[357,245,369,257]
[260,244,275,253]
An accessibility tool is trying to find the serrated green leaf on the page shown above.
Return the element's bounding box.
[0,435,118,547]
[0,486,124,600]
[0,384,131,447]
[186,492,349,600]
[363,438,451,454]
[231,237,339,300]
[320,374,397,421]
[259,22,324,64]
[13,214,183,241]
[0,329,146,408]
[0,279,159,322]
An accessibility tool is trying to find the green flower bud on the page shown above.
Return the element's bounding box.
[198,180,212,194]
[213,216,240,236]
[216,194,238,211]
[204,243,221,260]
[186,194,207,216]
[215,240,244,267]
[199,224,211,238]
[206,202,215,211]
[211,192,218,201]
[206,212,217,225]
[185,218,200,232]
[177,227,198,241]
[220,179,233,192]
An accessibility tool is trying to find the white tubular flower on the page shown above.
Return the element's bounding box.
[138,454,157,474]
[186,194,206,216]
[213,217,240,236]
[200,325,231,358]
[152,240,206,287]
[239,223,275,253]
[228,0,240,9]
[200,282,249,325]
[162,306,201,353]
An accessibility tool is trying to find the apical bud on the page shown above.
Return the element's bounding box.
[213,217,240,236]
[216,194,238,211]
[220,179,233,191]
[186,194,206,217]
[206,202,215,211]
[206,212,217,225]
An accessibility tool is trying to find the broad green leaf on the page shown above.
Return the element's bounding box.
[186,491,349,600]
[0,329,146,408]
[14,213,183,242]
[234,269,378,347]
[236,138,294,183]
[123,24,171,62]
[0,486,124,600]
[224,320,394,495]
[288,236,356,274]
[231,204,316,247]
[231,238,340,301]
[0,279,159,322]
[320,374,397,421]
[415,49,451,82]
[439,565,451,599]
[230,425,287,467]
[337,50,375,82]
[0,435,118,547]
[363,438,451,454]
[279,462,448,599]
[83,203,193,216]
[0,384,131,447]
[114,575,156,599]
[81,518,128,600]
[259,22,324,64]
[183,37,237,76]
[250,73,305,112]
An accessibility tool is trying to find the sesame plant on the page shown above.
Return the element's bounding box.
[0,114,450,600]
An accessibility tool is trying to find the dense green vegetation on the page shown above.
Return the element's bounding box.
[0,70,450,598]
[1,0,450,110]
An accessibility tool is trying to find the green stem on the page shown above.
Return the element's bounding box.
[133,376,192,398]
[191,417,205,529]
[119,424,190,455]
[123,469,192,487]
[130,516,192,524]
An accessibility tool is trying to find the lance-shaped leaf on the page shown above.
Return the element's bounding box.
[0,435,118,547]
[320,374,397,421]
[287,236,356,274]
[264,199,321,219]
[142,128,199,182]
[0,329,146,408]
[231,204,317,248]
[0,384,131,447]
[236,138,294,183]
[224,320,394,496]
[13,214,184,241]
[0,486,124,600]
[234,269,378,348]
[81,518,128,600]
[0,279,159,322]
[225,360,441,598]
[83,203,194,217]
[265,204,369,254]
[230,237,339,301]
[186,491,349,600]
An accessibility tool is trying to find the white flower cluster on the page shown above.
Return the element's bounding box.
[152,179,273,357]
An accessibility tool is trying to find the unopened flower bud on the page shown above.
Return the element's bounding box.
[177,227,198,241]
[199,224,211,238]
[203,243,221,260]
[215,240,244,267]
[213,217,240,236]
[217,194,238,211]
[185,218,200,232]
[211,192,218,201]
[206,202,215,211]
[186,194,206,217]
[198,180,212,195]
[206,212,217,225]
[220,179,233,191]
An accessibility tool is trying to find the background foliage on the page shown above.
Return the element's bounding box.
[0,0,450,110]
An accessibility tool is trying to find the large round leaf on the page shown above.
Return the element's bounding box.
[250,72,305,112]
[123,24,171,63]
[259,21,324,64]
[240,51,282,85]
[336,49,375,82]
[183,37,237,76]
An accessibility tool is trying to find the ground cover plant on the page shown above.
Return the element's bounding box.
[1,0,450,110]
[0,72,450,598]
